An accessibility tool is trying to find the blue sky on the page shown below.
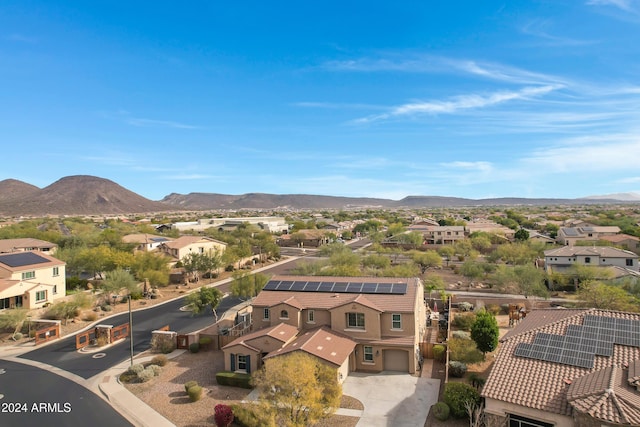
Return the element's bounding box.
[2,1,640,201]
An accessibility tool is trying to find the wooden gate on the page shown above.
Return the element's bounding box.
[35,324,60,345]
[176,334,189,349]
[110,323,130,342]
[76,328,97,349]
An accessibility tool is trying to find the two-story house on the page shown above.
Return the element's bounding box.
[158,235,227,262]
[544,246,639,274]
[122,233,172,252]
[0,238,58,255]
[0,251,66,310]
[411,225,466,245]
[222,275,427,379]
[556,226,621,246]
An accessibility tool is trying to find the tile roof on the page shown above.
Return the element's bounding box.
[0,238,56,253]
[265,326,356,367]
[162,235,227,249]
[601,234,640,243]
[0,251,65,271]
[483,308,640,421]
[251,275,420,313]
[544,246,638,258]
[222,322,299,351]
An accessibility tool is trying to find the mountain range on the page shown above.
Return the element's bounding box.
[0,175,638,216]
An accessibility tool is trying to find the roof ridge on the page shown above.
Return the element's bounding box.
[501,308,593,342]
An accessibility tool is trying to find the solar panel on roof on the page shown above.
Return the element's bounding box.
[305,281,321,291]
[260,279,409,295]
[333,282,348,292]
[279,281,294,290]
[377,283,393,293]
[0,252,50,268]
[317,282,334,292]
[345,283,363,293]
[290,281,306,291]
[362,283,378,293]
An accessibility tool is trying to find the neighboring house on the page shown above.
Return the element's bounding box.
[276,229,331,247]
[526,230,556,245]
[600,234,640,254]
[544,246,639,274]
[122,233,172,252]
[224,275,427,376]
[0,238,58,255]
[465,221,516,240]
[158,236,227,261]
[483,308,640,427]
[171,217,289,234]
[556,226,621,246]
[0,251,66,310]
[413,225,465,245]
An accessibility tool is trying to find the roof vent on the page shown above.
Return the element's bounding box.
[564,379,572,385]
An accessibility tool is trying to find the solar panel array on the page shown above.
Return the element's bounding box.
[0,252,50,268]
[514,315,640,369]
[262,279,408,295]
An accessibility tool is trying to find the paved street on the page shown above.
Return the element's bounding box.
[0,359,132,427]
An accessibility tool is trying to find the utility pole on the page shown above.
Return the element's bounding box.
[129,295,134,366]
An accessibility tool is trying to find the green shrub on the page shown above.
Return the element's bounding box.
[452,312,476,330]
[199,336,212,345]
[216,371,253,389]
[231,404,276,427]
[138,368,155,382]
[500,304,511,314]
[432,401,450,421]
[433,344,446,362]
[189,342,200,353]
[448,337,484,364]
[188,385,203,402]
[184,380,198,392]
[101,305,113,312]
[448,361,467,378]
[458,302,473,312]
[150,355,168,367]
[12,332,24,340]
[452,330,470,340]
[148,364,162,376]
[443,382,480,418]
[468,372,486,390]
[129,364,145,375]
[486,304,501,315]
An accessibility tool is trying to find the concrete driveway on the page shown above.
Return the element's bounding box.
[342,371,440,427]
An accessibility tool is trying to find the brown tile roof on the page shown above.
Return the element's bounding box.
[265,326,356,367]
[544,246,638,258]
[0,238,56,253]
[0,251,65,272]
[568,365,640,425]
[601,234,640,243]
[252,275,420,313]
[483,308,640,420]
[162,235,226,249]
[222,322,299,351]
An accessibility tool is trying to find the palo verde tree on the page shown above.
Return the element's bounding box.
[185,286,223,321]
[0,308,28,339]
[411,250,442,274]
[470,309,500,358]
[230,271,270,300]
[100,268,138,304]
[251,352,341,427]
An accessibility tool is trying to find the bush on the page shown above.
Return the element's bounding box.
[96,335,108,347]
[189,342,200,353]
[82,311,98,322]
[443,382,480,418]
[500,304,511,314]
[448,361,468,378]
[12,332,23,340]
[458,302,473,312]
[448,337,484,364]
[147,364,162,376]
[150,355,168,367]
[486,304,501,315]
[452,312,476,330]
[129,364,145,375]
[101,305,113,312]
[138,368,155,382]
[214,403,235,427]
[452,330,471,340]
[433,344,446,362]
[231,404,276,427]
[199,336,212,345]
[188,385,203,402]
[468,372,486,390]
[432,401,450,421]
[184,380,198,392]
[216,371,253,389]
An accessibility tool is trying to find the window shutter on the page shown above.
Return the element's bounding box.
[230,353,236,371]
[246,355,251,373]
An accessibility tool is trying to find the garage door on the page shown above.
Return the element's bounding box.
[383,349,409,372]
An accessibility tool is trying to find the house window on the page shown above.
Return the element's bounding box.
[263,308,270,320]
[363,346,374,362]
[627,259,634,266]
[392,313,402,330]
[53,267,59,277]
[308,310,315,323]
[508,413,553,427]
[22,271,35,280]
[36,290,46,302]
[280,310,289,319]
[346,312,365,329]
[584,257,591,264]
[237,355,247,371]
[0,298,10,309]
[198,247,204,254]
[53,285,58,295]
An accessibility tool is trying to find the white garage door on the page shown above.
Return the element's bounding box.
[383,349,409,372]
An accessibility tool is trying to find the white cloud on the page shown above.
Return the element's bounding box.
[520,19,597,46]
[355,85,561,123]
[125,118,202,130]
[587,0,634,11]
[162,174,220,180]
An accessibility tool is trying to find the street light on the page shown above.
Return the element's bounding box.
[129,294,134,366]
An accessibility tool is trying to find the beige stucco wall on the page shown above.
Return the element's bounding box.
[330,303,381,340]
[244,335,288,355]
[0,264,66,309]
[271,303,301,328]
[485,397,573,427]
[301,308,331,330]
[380,312,415,337]
[223,344,260,374]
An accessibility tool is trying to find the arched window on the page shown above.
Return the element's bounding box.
[280,310,289,319]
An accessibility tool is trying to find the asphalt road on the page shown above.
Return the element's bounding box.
[18,295,243,379]
[0,359,132,427]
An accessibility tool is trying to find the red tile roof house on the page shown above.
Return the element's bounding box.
[483,308,640,427]
[222,275,427,381]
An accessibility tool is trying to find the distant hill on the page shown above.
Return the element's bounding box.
[0,175,637,217]
[0,175,173,216]
[581,192,640,202]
